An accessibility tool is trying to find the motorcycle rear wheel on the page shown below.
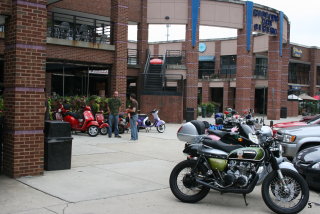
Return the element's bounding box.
[118,125,125,134]
[100,127,108,135]
[88,125,99,137]
[169,160,210,203]
[156,124,165,133]
[261,169,309,214]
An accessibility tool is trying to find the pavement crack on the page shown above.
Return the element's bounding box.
[44,207,59,214]
[16,179,71,203]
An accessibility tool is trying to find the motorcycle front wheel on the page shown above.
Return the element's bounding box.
[88,125,99,137]
[261,169,309,214]
[169,160,210,203]
[156,124,165,133]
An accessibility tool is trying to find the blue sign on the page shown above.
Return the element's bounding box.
[253,9,278,35]
[199,43,206,52]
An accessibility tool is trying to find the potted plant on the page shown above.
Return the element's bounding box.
[206,102,215,117]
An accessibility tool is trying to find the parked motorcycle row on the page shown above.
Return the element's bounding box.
[170,109,312,214]
[55,103,166,136]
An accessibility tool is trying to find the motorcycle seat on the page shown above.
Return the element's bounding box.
[202,138,242,153]
[207,129,229,138]
[65,112,82,119]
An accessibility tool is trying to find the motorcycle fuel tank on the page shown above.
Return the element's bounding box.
[228,147,264,161]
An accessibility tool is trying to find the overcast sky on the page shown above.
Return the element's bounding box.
[129,0,320,47]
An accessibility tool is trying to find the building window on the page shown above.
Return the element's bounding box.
[255,57,268,77]
[198,60,215,79]
[289,63,310,85]
[220,55,236,75]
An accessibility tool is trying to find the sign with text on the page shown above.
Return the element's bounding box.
[292,47,303,58]
[253,9,278,35]
[89,70,109,75]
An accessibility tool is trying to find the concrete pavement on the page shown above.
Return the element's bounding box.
[0,116,319,214]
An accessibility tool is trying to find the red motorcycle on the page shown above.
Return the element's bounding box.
[57,104,104,137]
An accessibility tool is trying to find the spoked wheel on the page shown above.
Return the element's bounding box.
[156,124,166,133]
[100,127,108,135]
[261,169,309,214]
[88,125,99,137]
[169,160,210,203]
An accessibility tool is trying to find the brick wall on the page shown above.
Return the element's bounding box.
[223,81,234,110]
[267,35,282,120]
[49,0,111,17]
[310,48,318,96]
[184,0,199,120]
[214,41,221,74]
[235,6,254,114]
[140,95,183,123]
[287,101,299,117]
[0,39,4,53]
[47,44,114,64]
[128,0,142,22]
[201,80,210,103]
[3,0,47,177]
[110,0,128,110]
[0,0,11,15]
[281,30,290,108]
[49,0,142,22]
[137,0,148,72]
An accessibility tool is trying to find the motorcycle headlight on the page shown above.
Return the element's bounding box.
[312,162,320,170]
[248,133,259,144]
[283,134,296,143]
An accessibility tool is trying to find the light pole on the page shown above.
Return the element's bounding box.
[165,16,170,41]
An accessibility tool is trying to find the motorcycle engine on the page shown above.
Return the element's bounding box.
[223,161,257,187]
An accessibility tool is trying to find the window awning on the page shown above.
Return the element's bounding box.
[199,56,215,62]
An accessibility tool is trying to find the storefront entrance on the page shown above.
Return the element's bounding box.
[46,60,111,97]
[255,88,268,114]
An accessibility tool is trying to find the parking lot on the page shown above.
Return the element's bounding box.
[0,117,319,214]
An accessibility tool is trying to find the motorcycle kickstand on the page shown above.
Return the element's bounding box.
[242,193,248,206]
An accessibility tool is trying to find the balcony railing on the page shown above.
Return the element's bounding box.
[128,49,139,65]
[140,73,184,95]
[254,65,268,79]
[198,69,214,79]
[289,76,310,85]
[47,11,113,45]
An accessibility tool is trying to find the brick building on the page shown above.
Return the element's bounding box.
[0,0,319,177]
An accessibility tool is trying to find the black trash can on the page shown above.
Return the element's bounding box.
[44,121,73,171]
[186,108,195,122]
[280,107,287,118]
[201,106,207,118]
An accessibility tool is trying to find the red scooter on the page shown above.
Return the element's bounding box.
[57,104,106,137]
[95,111,109,135]
[95,112,128,135]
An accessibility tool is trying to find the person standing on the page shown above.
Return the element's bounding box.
[108,91,122,138]
[127,93,138,141]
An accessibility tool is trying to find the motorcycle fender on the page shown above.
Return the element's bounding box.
[99,123,109,128]
[87,121,99,127]
[183,144,201,157]
[157,120,165,126]
[279,161,298,173]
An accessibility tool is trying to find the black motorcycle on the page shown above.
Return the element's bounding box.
[169,132,309,214]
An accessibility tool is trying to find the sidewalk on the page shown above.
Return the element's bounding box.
[0,117,319,214]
